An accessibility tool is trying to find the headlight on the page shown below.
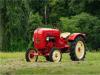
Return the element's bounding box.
[46,37,49,41]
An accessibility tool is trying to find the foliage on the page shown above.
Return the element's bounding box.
[0,0,100,51]
[0,0,43,51]
[60,13,100,49]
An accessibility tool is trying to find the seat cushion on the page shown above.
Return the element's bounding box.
[60,32,71,39]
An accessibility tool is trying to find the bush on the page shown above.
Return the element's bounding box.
[59,13,100,50]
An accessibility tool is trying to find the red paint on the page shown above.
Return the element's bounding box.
[68,33,85,41]
[33,28,85,56]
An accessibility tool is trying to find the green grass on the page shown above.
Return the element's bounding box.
[0,52,100,75]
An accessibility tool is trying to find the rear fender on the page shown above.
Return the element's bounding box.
[68,33,86,41]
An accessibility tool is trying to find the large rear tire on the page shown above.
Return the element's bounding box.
[25,48,38,62]
[49,48,62,62]
[69,36,86,61]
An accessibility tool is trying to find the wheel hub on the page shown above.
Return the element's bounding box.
[78,47,81,52]
[30,53,34,58]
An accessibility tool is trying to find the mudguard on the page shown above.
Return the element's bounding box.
[68,33,86,41]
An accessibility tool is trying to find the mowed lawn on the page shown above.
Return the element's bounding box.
[0,51,100,75]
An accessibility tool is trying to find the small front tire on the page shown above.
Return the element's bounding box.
[25,48,38,62]
[49,48,62,62]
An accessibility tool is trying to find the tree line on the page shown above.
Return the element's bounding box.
[0,0,100,51]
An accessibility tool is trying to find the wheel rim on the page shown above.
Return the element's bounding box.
[75,41,85,59]
[28,49,37,62]
[52,50,61,62]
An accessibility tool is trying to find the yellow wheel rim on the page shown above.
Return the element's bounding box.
[75,41,85,59]
[52,50,61,62]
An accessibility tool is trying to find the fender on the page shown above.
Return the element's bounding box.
[68,33,86,41]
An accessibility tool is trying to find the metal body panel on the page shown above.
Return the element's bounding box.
[33,28,85,56]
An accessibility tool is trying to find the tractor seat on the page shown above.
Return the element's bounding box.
[60,32,71,39]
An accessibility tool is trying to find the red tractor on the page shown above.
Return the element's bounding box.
[25,28,86,62]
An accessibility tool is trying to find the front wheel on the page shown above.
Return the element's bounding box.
[69,36,86,61]
[49,48,62,62]
[25,48,38,62]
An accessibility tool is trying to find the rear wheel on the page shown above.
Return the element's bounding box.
[49,48,62,62]
[25,48,38,62]
[69,36,86,61]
